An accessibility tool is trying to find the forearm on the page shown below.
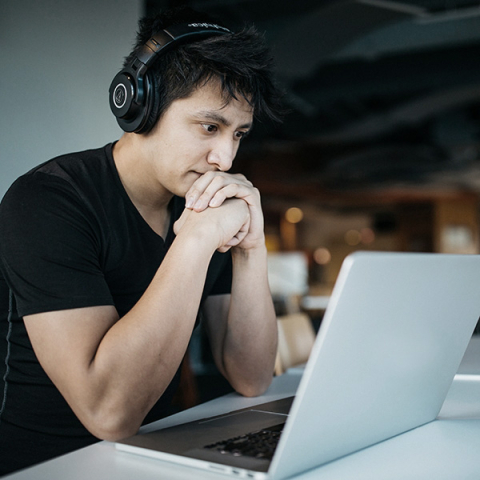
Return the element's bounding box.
[222,245,277,397]
[184,172,276,395]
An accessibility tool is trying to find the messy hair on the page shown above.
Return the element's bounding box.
[123,7,285,132]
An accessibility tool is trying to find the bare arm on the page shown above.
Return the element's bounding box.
[187,172,278,397]
[203,245,277,397]
[24,199,249,441]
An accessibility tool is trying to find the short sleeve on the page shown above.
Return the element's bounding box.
[0,173,114,317]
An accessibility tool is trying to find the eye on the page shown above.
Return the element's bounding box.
[201,124,217,134]
[235,130,250,140]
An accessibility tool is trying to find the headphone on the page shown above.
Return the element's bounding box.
[109,22,232,134]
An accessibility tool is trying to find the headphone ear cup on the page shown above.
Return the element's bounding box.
[109,70,150,133]
[109,72,136,121]
[136,71,158,134]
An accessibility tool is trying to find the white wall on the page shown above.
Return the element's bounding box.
[0,0,142,197]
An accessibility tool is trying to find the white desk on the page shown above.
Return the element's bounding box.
[5,337,480,480]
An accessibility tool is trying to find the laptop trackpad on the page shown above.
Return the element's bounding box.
[197,409,286,433]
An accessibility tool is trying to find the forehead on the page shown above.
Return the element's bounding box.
[171,80,254,125]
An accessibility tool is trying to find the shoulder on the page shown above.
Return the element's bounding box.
[27,144,116,195]
[0,145,118,244]
[1,144,116,216]
[29,144,113,177]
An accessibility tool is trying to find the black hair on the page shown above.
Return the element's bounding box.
[123,6,285,133]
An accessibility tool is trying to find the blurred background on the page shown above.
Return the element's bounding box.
[3,0,480,405]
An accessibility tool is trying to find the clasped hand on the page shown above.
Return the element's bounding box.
[174,172,265,253]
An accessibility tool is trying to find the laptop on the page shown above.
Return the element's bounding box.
[116,251,480,479]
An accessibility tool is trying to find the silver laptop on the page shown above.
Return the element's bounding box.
[116,252,480,479]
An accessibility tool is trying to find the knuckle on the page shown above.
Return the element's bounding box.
[211,175,226,187]
[233,173,247,181]
[223,183,239,193]
[234,173,253,187]
[200,190,213,201]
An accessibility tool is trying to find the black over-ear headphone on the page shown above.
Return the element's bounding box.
[109,22,232,134]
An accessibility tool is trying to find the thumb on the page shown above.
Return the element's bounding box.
[173,208,191,235]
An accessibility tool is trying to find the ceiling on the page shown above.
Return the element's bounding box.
[147,0,480,207]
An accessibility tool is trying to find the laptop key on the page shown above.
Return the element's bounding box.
[204,424,285,461]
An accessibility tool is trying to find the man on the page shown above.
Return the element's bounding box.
[0,7,284,475]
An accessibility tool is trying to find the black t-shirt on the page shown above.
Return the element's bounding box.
[0,143,232,475]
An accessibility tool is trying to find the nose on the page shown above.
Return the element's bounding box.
[207,137,237,171]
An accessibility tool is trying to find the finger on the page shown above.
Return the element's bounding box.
[225,229,247,247]
[216,212,250,251]
[227,216,250,245]
[191,176,229,212]
[173,208,191,235]
[185,172,218,208]
[208,183,259,208]
[186,173,252,210]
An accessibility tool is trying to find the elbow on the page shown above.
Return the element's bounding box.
[93,424,139,443]
[233,374,273,398]
[79,408,142,442]
[237,385,266,398]
[224,359,275,398]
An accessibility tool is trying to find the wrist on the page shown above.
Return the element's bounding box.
[231,242,268,265]
[174,219,219,256]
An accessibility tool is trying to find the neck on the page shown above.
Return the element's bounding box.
[113,134,172,209]
[113,134,173,237]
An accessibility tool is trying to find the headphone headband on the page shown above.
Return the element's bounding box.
[109,22,232,133]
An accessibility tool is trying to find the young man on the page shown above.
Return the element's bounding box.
[0,7,284,475]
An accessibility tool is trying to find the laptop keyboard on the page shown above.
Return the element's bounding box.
[203,423,284,460]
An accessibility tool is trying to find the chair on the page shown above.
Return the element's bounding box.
[275,312,316,375]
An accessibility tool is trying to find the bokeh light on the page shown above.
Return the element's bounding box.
[285,207,304,224]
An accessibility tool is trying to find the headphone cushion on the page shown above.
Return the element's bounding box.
[136,71,157,134]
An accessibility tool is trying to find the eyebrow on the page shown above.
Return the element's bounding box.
[194,111,253,130]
